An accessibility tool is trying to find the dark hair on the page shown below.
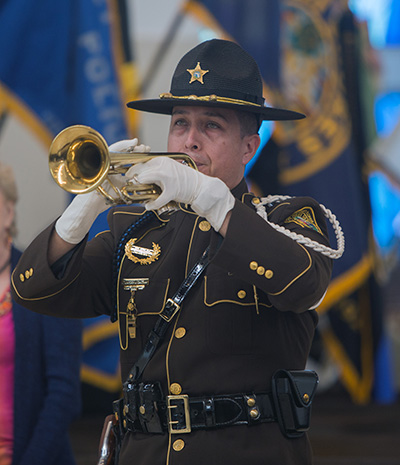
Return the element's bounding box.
[236,111,260,138]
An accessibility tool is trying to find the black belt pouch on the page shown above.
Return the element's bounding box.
[272,369,319,438]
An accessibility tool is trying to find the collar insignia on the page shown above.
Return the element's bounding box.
[187,62,209,84]
[125,238,161,265]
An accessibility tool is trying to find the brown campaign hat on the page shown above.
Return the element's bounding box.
[127,39,305,121]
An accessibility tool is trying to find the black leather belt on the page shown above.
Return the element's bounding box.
[122,388,277,435]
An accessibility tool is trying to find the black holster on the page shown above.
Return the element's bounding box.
[272,369,319,438]
[123,380,165,434]
[110,398,126,465]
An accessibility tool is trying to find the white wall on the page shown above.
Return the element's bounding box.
[0,116,67,250]
[128,0,201,151]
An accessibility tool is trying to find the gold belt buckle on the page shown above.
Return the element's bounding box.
[167,394,191,434]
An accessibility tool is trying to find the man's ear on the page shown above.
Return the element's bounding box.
[242,133,261,165]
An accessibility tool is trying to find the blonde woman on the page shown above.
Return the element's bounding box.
[0,162,82,465]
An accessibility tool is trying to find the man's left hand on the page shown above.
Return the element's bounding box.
[127,157,235,232]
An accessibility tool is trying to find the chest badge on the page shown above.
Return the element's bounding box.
[125,238,161,265]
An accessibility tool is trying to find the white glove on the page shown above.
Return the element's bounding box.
[127,157,235,231]
[108,138,151,154]
[55,137,150,244]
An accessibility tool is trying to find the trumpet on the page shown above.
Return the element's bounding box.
[49,125,197,204]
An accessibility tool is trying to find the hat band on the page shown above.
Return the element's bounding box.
[159,92,262,108]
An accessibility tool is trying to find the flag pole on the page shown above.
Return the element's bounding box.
[0,112,8,135]
[117,0,133,62]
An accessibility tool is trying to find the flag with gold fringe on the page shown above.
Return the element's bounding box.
[185,0,387,403]
[0,0,139,402]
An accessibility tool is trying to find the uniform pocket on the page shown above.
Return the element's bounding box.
[134,279,171,316]
[204,271,261,355]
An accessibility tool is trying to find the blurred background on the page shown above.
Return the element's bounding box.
[1,0,400,463]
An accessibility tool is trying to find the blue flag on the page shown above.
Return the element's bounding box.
[0,0,138,397]
[183,0,281,89]
[0,0,135,144]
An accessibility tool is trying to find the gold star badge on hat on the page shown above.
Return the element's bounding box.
[187,62,209,84]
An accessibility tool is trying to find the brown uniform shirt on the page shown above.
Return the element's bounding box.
[11,179,332,465]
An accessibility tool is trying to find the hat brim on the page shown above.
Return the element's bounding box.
[127,98,305,121]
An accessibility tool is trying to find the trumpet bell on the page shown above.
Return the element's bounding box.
[49,125,110,194]
[49,124,197,205]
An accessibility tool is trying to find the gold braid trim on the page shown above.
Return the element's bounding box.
[159,92,262,108]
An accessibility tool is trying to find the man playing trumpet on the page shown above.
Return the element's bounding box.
[12,39,341,465]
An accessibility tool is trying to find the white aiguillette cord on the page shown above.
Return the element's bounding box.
[253,195,345,260]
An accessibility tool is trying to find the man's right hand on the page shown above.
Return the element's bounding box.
[49,137,150,263]
[54,190,109,245]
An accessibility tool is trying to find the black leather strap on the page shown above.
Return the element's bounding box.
[166,392,276,430]
[124,390,277,434]
[125,246,210,382]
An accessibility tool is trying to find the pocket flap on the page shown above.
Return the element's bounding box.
[204,274,255,307]
[273,369,319,407]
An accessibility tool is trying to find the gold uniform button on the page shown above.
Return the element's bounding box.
[265,269,274,279]
[199,220,211,232]
[170,383,182,395]
[249,261,258,271]
[19,273,25,282]
[29,268,34,276]
[175,327,186,339]
[25,270,30,279]
[173,439,185,451]
[237,290,246,299]
[252,197,261,205]
[250,408,260,419]
[256,266,265,275]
